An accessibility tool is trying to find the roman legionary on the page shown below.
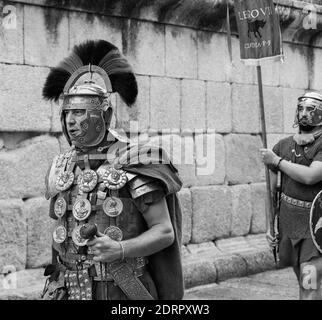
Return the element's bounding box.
[261,91,322,300]
[41,40,183,300]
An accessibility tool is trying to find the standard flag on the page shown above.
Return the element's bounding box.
[233,0,283,63]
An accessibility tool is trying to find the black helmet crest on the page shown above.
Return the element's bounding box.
[42,39,138,106]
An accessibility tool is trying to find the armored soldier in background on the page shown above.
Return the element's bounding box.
[261,91,322,300]
[41,40,183,300]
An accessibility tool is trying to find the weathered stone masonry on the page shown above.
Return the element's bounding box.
[1,0,322,292]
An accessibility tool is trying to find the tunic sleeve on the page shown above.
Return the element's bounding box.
[268,141,281,173]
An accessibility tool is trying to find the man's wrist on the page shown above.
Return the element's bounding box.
[277,157,284,169]
[272,156,281,167]
[273,156,283,169]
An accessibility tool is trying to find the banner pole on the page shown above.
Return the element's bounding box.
[226,0,233,64]
[256,65,277,265]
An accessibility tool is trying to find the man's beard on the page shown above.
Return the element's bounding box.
[299,123,315,132]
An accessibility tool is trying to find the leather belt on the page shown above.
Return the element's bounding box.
[58,255,147,281]
[281,193,312,209]
[59,254,146,267]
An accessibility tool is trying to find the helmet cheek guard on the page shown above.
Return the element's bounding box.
[61,105,109,149]
[311,107,322,127]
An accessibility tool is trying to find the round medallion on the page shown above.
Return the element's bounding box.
[102,197,123,218]
[77,169,98,193]
[103,226,123,241]
[102,168,127,190]
[54,197,67,218]
[53,225,67,244]
[56,171,74,192]
[72,225,88,247]
[72,199,91,221]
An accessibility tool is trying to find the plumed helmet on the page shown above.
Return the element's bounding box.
[42,40,138,148]
[294,91,322,128]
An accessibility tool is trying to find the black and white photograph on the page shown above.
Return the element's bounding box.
[0,0,322,312]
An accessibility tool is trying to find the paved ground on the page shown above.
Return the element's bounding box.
[184,267,299,300]
[0,267,299,300]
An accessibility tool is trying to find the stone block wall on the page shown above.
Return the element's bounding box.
[0,0,321,275]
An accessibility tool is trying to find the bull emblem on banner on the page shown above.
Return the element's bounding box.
[247,19,266,39]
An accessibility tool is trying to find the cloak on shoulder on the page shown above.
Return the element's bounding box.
[117,142,184,300]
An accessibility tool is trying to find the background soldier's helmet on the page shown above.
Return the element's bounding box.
[294,91,322,128]
[42,40,137,148]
